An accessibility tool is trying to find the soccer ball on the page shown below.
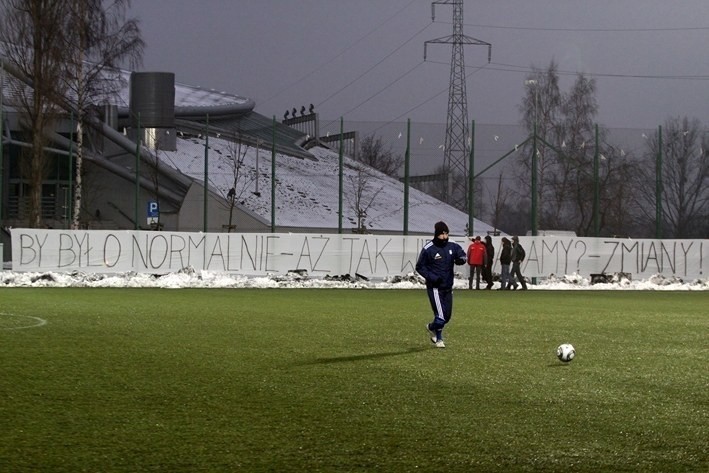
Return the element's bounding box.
[556,343,576,362]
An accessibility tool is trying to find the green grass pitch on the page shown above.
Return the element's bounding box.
[1,288,707,472]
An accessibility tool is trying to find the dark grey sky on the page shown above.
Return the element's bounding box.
[128,0,709,130]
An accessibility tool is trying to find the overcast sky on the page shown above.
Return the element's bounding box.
[128,0,709,131]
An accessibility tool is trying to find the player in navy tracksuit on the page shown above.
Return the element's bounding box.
[415,221,467,348]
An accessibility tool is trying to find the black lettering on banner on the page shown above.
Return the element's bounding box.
[258,235,265,270]
[574,240,587,273]
[699,242,704,274]
[240,235,257,270]
[660,241,676,274]
[10,230,709,279]
[206,235,226,270]
[148,234,169,269]
[310,236,330,274]
[560,239,573,274]
[103,234,121,267]
[356,239,373,275]
[642,241,659,273]
[170,234,187,269]
[541,239,560,275]
[375,238,391,273]
[132,234,149,268]
[525,240,539,273]
[225,235,237,271]
[74,233,89,267]
[400,237,418,273]
[621,240,639,274]
[188,235,206,269]
[342,237,357,274]
[680,241,694,277]
[18,233,36,266]
[296,236,312,271]
[264,235,278,272]
[294,235,329,273]
[601,240,619,273]
[58,232,76,267]
[74,232,102,268]
[19,233,37,266]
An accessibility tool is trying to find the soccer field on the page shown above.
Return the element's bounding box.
[1,288,707,472]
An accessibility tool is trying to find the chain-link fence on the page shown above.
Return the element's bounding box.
[320,119,709,239]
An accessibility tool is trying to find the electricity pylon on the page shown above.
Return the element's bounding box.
[425,0,490,210]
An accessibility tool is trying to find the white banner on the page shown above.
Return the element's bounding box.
[10,229,708,280]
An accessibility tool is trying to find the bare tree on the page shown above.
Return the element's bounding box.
[517,61,564,230]
[346,165,384,233]
[356,134,404,176]
[552,73,597,229]
[517,61,637,236]
[1,0,68,227]
[61,0,143,228]
[219,134,256,232]
[635,117,709,238]
[591,145,639,237]
[486,173,513,233]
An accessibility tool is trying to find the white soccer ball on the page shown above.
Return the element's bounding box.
[556,343,576,362]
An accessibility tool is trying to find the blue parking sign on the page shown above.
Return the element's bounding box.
[147,201,159,218]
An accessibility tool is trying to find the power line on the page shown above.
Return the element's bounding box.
[367,63,489,137]
[317,21,433,110]
[460,22,709,33]
[425,59,709,81]
[320,60,426,130]
[259,0,419,108]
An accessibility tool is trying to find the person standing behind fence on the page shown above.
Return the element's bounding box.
[416,221,467,348]
[466,236,487,290]
[510,236,528,290]
[498,237,512,290]
[483,235,495,290]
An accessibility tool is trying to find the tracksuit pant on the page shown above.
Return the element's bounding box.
[427,286,453,338]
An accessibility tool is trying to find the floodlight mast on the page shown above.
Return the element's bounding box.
[424,0,491,210]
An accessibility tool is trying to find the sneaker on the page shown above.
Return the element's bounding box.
[435,340,446,348]
[426,324,437,344]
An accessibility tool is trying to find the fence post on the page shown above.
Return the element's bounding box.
[468,120,475,235]
[134,113,141,230]
[531,122,538,236]
[68,112,74,229]
[338,117,343,234]
[203,114,209,233]
[271,116,276,233]
[403,118,410,235]
[593,123,600,237]
[655,125,663,238]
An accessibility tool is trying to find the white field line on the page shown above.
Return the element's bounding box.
[0,313,48,330]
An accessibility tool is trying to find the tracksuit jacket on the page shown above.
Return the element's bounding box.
[415,238,467,290]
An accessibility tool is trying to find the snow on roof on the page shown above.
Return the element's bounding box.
[160,133,496,235]
[112,73,253,110]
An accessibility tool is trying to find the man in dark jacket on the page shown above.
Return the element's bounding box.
[416,221,467,348]
[510,236,528,290]
[483,235,495,290]
[498,237,512,290]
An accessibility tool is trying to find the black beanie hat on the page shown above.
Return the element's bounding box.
[434,221,449,237]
